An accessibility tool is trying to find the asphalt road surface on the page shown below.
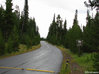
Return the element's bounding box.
[0,41,63,74]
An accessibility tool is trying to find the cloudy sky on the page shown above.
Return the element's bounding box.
[0,0,96,38]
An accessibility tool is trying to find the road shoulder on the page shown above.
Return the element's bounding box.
[57,46,84,74]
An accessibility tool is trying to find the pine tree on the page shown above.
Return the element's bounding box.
[5,12,20,53]
[47,14,67,46]
[63,20,67,47]
[68,10,82,53]
[12,12,20,51]
[19,11,24,41]
[93,11,99,51]
[5,0,13,40]
[0,0,40,55]
[65,28,72,48]
[83,10,96,52]
[64,20,67,33]
[23,0,28,33]
[0,7,5,55]
[0,6,5,35]
[93,11,99,70]
[47,14,58,44]
[0,29,4,55]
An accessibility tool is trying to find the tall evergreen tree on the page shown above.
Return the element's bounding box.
[0,29,4,55]
[93,11,99,51]
[5,0,13,40]
[0,6,5,34]
[67,10,82,53]
[83,10,96,52]
[21,0,29,44]
[64,20,67,33]
[47,14,67,46]
[93,11,99,70]
[23,0,28,33]
[0,0,40,55]
[62,20,67,47]
[47,14,58,44]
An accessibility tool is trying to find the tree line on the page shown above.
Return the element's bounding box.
[47,9,99,71]
[0,0,40,55]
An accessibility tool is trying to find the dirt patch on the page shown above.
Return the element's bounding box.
[65,53,84,74]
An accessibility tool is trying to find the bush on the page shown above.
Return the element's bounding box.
[93,53,99,71]
[5,36,14,53]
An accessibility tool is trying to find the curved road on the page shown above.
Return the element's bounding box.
[0,41,63,74]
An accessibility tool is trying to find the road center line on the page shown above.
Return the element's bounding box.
[0,66,55,73]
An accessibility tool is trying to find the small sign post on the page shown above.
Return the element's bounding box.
[76,40,83,57]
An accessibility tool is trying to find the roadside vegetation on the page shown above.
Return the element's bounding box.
[0,44,41,59]
[58,46,71,74]
[58,46,96,74]
[47,0,99,73]
[0,0,40,57]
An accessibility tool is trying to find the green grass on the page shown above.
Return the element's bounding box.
[58,46,71,74]
[58,46,96,73]
[64,48,95,71]
[71,53,95,71]
[0,44,41,59]
[59,60,71,74]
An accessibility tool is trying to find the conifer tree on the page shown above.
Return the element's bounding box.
[62,20,67,47]
[93,11,99,51]
[0,0,40,55]
[47,14,67,46]
[83,10,96,52]
[0,6,5,35]
[5,0,13,40]
[0,29,4,55]
[21,0,29,45]
[23,0,28,33]
[93,11,99,70]
[68,10,82,53]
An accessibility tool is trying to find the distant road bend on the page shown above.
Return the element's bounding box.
[0,41,63,74]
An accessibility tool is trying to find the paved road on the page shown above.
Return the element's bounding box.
[0,41,63,74]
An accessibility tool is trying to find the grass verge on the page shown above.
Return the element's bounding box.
[0,44,41,59]
[58,46,71,74]
[71,53,95,71]
[57,46,95,74]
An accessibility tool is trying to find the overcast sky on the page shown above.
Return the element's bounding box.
[0,0,96,38]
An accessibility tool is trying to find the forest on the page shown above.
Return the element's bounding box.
[0,0,99,72]
[47,0,99,71]
[0,0,40,56]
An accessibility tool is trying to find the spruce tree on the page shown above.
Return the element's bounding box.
[68,10,82,53]
[47,14,67,45]
[63,20,67,47]
[0,29,4,55]
[23,0,28,33]
[12,12,20,51]
[21,0,29,45]
[93,11,99,70]
[5,0,13,40]
[0,6,5,35]
[0,7,5,55]
[83,10,96,52]
[93,11,99,51]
